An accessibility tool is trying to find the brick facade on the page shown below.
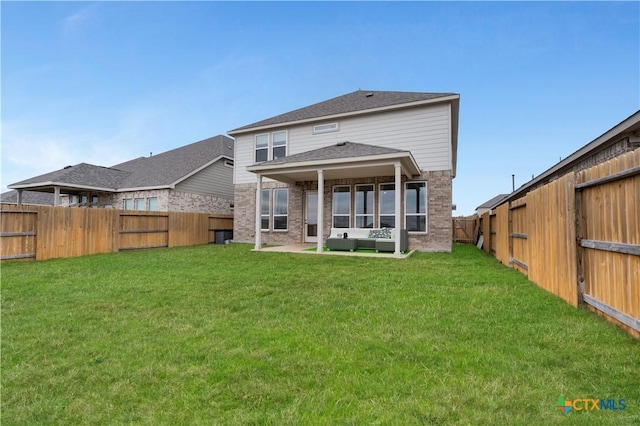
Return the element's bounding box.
[60,189,233,214]
[234,170,453,252]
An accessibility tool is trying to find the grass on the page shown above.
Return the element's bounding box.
[2,243,639,425]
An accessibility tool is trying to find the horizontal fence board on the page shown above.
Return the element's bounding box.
[510,257,528,270]
[575,165,640,190]
[1,204,233,261]
[0,253,36,260]
[0,232,36,237]
[510,233,528,239]
[119,229,169,235]
[581,239,640,256]
[583,294,640,332]
[509,202,527,210]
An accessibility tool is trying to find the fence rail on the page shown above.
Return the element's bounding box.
[0,205,233,261]
[469,148,639,337]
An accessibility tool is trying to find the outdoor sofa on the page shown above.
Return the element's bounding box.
[326,228,409,252]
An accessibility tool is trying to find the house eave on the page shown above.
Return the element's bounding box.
[8,182,117,193]
[229,94,461,136]
[246,152,421,184]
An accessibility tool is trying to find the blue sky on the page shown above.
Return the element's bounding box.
[2,1,638,215]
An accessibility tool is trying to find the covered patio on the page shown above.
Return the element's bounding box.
[257,243,415,259]
[247,142,421,257]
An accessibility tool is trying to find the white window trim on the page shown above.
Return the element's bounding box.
[404,181,428,234]
[272,188,288,232]
[313,122,339,134]
[332,185,351,228]
[255,133,269,163]
[378,183,396,228]
[255,131,288,163]
[355,184,375,229]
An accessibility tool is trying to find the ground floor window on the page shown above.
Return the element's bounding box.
[379,183,396,228]
[273,188,288,230]
[405,182,427,232]
[261,189,270,230]
[123,198,133,210]
[135,198,145,210]
[332,185,351,228]
[355,184,375,228]
[148,197,158,211]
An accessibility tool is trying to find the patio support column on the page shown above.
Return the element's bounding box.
[394,163,402,257]
[53,186,61,207]
[16,190,23,207]
[317,169,324,253]
[254,174,262,250]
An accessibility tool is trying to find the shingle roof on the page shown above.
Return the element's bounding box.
[113,135,234,188]
[255,142,407,166]
[0,190,55,205]
[229,90,457,133]
[9,135,234,191]
[9,163,131,189]
[476,194,509,210]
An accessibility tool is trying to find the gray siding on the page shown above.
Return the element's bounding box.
[235,102,452,184]
[175,160,234,198]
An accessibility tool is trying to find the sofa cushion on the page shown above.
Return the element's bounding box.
[369,228,392,239]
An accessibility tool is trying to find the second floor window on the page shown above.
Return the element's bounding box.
[255,131,288,162]
[255,134,269,162]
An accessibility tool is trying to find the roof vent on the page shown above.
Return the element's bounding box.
[365,92,374,97]
[64,165,72,169]
[337,141,346,146]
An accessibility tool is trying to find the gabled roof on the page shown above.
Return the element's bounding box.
[8,135,234,193]
[253,141,407,166]
[1,190,55,205]
[9,163,131,191]
[229,90,458,134]
[113,135,234,189]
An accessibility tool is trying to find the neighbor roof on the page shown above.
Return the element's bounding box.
[499,109,640,206]
[229,90,458,134]
[0,190,55,205]
[476,194,509,211]
[113,134,234,188]
[9,135,234,193]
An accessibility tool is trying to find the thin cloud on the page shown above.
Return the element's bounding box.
[60,4,100,37]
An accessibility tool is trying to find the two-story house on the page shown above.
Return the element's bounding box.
[229,90,460,254]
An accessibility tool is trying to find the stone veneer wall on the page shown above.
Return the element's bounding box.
[234,169,453,252]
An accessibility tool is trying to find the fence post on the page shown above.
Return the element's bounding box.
[575,184,585,305]
[507,201,513,268]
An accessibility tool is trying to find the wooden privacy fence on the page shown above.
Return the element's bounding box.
[0,205,233,261]
[475,148,639,337]
[452,215,478,243]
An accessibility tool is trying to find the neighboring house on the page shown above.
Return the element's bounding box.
[1,190,55,206]
[475,194,508,215]
[499,110,640,205]
[228,89,460,253]
[7,135,235,214]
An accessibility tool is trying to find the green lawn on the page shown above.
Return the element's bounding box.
[2,244,638,425]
